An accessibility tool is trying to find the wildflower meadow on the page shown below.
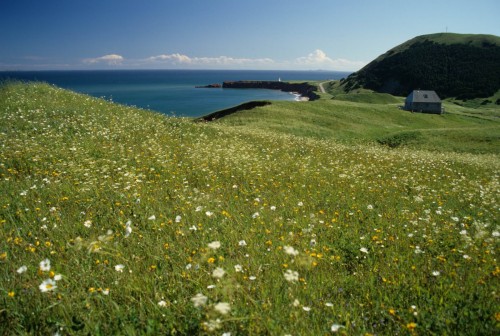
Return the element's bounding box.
[0,82,499,335]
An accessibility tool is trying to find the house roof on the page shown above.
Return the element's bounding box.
[407,90,441,103]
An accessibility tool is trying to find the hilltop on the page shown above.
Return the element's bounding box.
[341,33,500,99]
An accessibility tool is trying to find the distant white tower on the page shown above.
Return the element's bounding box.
[278,77,281,82]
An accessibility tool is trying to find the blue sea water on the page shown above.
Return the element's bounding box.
[0,70,350,117]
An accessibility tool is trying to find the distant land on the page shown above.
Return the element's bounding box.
[340,33,500,99]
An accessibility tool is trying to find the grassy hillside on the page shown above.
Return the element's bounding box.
[216,94,500,154]
[341,33,500,99]
[1,82,499,335]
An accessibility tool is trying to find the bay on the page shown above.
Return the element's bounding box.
[0,70,350,117]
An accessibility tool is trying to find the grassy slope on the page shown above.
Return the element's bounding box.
[1,82,499,335]
[217,93,500,154]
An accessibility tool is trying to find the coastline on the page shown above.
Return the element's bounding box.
[221,81,320,101]
[0,70,344,116]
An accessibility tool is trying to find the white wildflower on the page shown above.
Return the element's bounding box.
[360,247,369,254]
[212,267,226,279]
[284,269,299,282]
[213,302,231,315]
[124,220,132,238]
[207,241,221,250]
[39,259,51,272]
[114,264,125,272]
[191,293,208,307]
[39,278,57,292]
[17,265,28,274]
[284,245,299,256]
[203,319,221,331]
[331,324,345,332]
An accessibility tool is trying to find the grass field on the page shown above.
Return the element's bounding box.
[1,82,499,335]
[216,86,499,154]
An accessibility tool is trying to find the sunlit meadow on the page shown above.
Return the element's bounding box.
[0,82,499,335]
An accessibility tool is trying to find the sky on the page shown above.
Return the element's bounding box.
[1,0,499,71]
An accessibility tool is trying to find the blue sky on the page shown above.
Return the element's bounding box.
[1,0,499,71]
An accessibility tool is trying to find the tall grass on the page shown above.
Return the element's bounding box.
[1,82,499,335]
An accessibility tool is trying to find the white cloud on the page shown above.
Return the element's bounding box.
[148,53,192,63]
[296,49,332,64]
[78,50,364,71]
[83,54,124,65]
[146,53,274,68]
[294,49,366,71]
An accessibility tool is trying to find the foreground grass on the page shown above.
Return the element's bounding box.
[0,82,499,335]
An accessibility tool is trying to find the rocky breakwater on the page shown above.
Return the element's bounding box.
[195,83,222,88]
[222,81,320,101]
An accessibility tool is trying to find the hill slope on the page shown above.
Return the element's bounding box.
[341,33,500,99]
[215,97,500,154]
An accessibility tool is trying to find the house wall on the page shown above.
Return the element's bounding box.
[408,102,442,114]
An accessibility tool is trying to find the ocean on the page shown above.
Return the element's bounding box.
[0,70,350,117]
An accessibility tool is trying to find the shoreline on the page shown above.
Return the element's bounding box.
[222,80,320,101]
[195,82,314,101]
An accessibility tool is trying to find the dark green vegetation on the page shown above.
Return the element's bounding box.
[341,33,500,99]
[0,82,499,335]
[199,101,272,121]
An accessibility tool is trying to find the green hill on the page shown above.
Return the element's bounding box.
[0,82,499,335]
[214,93,499,154]
[341,33,500,99]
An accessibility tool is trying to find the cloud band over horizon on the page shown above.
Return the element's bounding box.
[0,50,365,71]
[79,49,365,71]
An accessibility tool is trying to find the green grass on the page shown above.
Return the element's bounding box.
[217,94,500,154]
[1,82,499,335]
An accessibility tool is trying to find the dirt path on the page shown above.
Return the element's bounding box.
[318,81,327,93]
